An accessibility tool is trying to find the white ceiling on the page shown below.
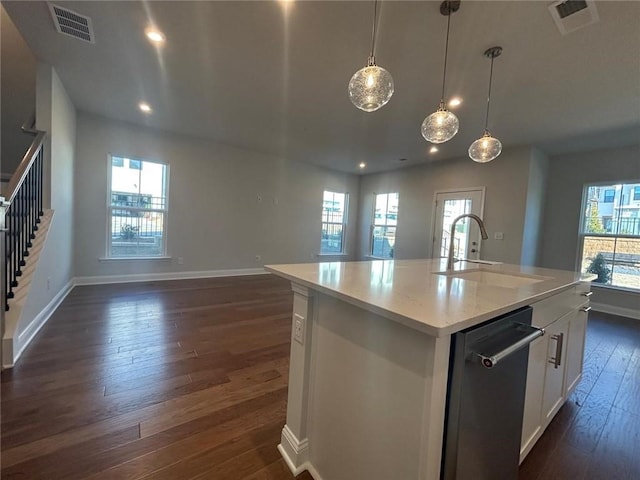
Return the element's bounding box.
[5,1,640,174]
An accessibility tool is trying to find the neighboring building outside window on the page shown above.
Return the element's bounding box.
[579,182,640,290]
[108,155,169,258]
[320,191,348,254]
[603,189,615,203]
[634,186,640,201]
[371,192,399,258]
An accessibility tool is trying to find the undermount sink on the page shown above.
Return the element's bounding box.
[435,269,550,288]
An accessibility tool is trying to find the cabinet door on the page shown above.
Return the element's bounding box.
[542,314,569,426]
[520,334,547,462]
[564,306,588,396]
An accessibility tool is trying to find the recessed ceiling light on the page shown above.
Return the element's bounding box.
[430,146,439,153]
[139,102,152,113]
[145,27,166,44]
[359,162,366,169]
[449,97,462,108]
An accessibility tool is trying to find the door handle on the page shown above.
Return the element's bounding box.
[549,333,564,369]
[475,324,545,369]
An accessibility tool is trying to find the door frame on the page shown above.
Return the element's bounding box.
[429,186,486,259]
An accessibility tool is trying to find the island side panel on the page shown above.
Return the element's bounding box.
[278,283,315,474]
[306,292,451,480]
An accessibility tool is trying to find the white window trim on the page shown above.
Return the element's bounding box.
[320,191,349,255]
[576,179,640,292]
[370,192,399,259]
[106,154,170,259]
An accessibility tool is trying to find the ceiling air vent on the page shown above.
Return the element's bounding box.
[548,0,599,35]
[48,3,95,43]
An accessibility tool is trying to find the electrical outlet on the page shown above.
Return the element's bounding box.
[255,254,261,261]
[178,257,184,265]
[257,195,262,203]
[494,232,504,240]
[294,314,305,345]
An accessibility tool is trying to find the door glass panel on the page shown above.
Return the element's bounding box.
[440,199,472,258]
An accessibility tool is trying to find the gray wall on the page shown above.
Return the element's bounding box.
[540,145,640,311]
[74,113,360,279]
[19,65,76,335]
[356,146,535,265]
[0,5,37,175]
[521,148,549,266]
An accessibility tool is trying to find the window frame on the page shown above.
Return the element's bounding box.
[320,190,349,255]
[577,180,640,292]
[106,154,170,259]
[370,192,399,259]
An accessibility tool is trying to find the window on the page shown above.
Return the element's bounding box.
[603,189,615,203]
[108,155,168,258]
[579,182,640,290]
[320,191,348,254]
[634,186,640,201]
[371,192,399,258]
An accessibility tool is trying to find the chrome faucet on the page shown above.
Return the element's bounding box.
[447,214,489,270]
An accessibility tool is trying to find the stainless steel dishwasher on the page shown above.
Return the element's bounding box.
[441,306,543,480]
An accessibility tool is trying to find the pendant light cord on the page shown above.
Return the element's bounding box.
[440,3,452,103]
[484,55,495,132]
[369,0,378,63]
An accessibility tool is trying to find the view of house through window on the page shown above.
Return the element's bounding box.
[579,182,640,290]
[108,156,168,258]
[320,191,348,254]
[372,193,399,258]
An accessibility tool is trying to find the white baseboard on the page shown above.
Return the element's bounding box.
[3,279,74,368]
[591,302,640,320]
[279,425,314,477]
[74,267,268,286]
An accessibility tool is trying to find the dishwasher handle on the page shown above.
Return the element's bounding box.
[475,325,545,369]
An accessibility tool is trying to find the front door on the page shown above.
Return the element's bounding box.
[432,189,485,260]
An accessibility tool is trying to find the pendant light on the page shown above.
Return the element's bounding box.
[469,46,503,163]
[348,0,394,112]
[421,1,460,144]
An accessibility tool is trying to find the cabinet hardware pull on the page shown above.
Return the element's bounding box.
[581,291,593,297]
[549,333,564,369]
[580,306,592,313]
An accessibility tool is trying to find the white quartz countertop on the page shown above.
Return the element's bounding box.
[265,259,595,337]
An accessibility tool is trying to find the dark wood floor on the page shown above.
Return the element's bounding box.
[1,275,638,479]
[519,310,640,480]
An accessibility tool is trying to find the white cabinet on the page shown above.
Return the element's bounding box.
[564,307,589,396]
[541,313,570,426]
[519,284,591,463]
[520,333,547,459]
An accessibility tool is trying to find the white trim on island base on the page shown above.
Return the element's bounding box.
[278,426,314,477]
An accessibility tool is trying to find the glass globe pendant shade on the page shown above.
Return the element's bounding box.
[468,132,502,163]
[421,104,459,144]
[348,63,394,112]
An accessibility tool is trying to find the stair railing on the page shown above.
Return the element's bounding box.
[3,114,46,310]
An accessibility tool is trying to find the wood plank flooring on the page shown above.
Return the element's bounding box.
[1,275,638,479]
[519,311,640,480]
[1,275,311,480]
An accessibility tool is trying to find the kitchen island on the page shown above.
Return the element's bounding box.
[265,259,594,480]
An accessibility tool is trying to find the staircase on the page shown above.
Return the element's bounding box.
[1,117,47,367]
